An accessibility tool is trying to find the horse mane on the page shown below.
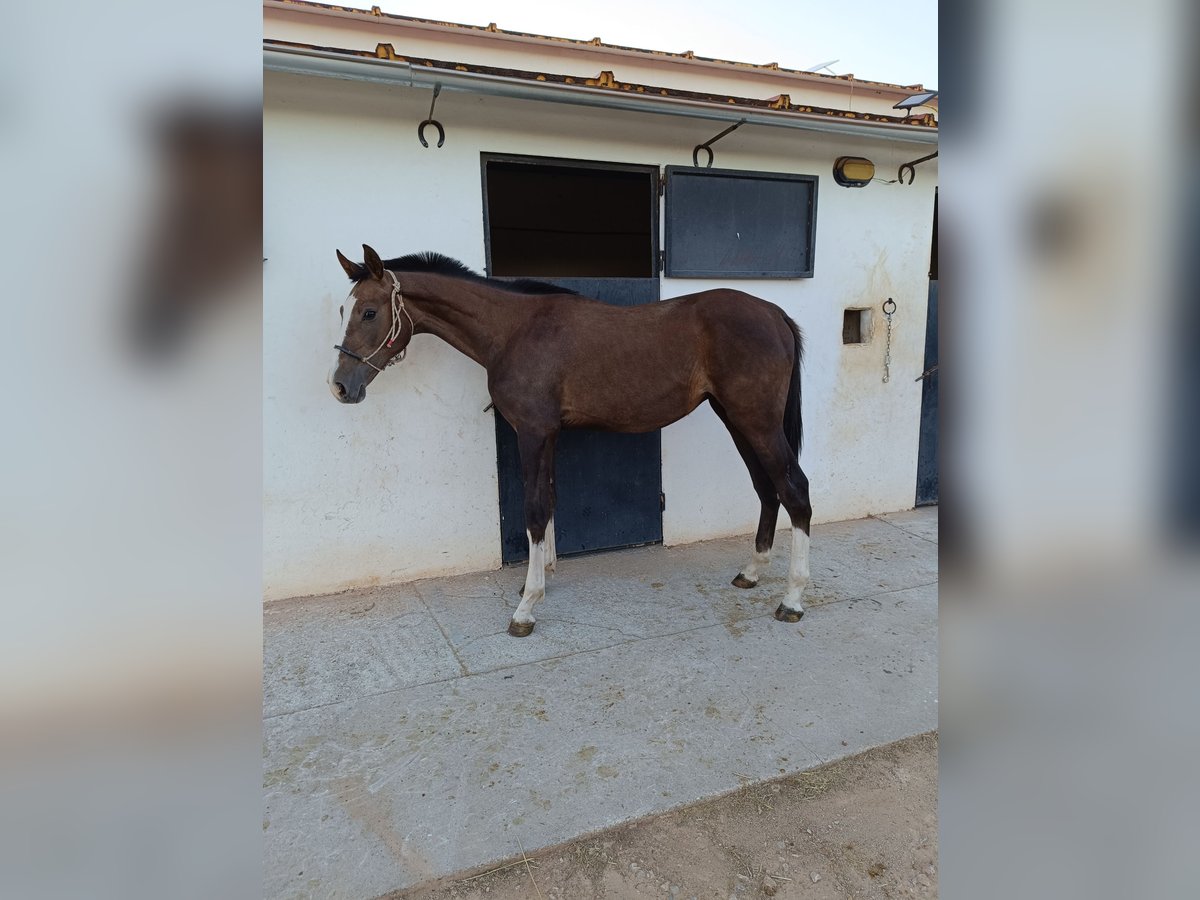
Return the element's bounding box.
[347,251,576,296]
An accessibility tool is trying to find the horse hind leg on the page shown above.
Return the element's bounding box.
[775,517,811,622]
[733,498,780,588]
[746,431,811,622]
[712,400,780,589]
[775,465,812,622]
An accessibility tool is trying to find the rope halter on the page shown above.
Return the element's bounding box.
[334,271,415,373]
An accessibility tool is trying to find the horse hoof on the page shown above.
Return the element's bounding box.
[773,604,804,623]
[731,574,758,589]
[507,620,535,637]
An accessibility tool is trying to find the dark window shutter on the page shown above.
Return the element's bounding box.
[663,166,818,278]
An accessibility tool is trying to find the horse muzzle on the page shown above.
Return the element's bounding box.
[330,378,366,403]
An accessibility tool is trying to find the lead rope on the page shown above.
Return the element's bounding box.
[381,271,415,365]
[359,272,415,372]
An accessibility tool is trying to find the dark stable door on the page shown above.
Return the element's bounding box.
[495,278,663,563]
[915,279,938,505]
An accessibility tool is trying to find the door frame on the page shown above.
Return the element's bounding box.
[480,153,664,563]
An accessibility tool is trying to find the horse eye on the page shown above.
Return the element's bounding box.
[362,309,376,321]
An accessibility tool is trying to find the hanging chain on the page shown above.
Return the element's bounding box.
[881,298,897,383]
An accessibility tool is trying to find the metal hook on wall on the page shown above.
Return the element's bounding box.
[417,84,445,148]
[692,118,746,168]
[897,150,937,185]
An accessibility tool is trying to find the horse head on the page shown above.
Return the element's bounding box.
[329,244,413,403]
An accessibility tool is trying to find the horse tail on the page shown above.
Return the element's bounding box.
[782,313,804,459]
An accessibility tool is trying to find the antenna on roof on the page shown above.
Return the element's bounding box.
[804,59,840,74]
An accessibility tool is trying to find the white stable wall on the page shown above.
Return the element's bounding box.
[263,71,936,601]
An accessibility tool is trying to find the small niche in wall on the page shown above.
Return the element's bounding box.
[843,308,872,344]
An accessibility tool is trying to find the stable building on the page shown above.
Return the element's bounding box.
[263,0,939,601]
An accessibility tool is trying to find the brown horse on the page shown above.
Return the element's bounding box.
[330,245,812,637]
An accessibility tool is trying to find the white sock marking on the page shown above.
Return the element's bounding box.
[782,527,810,611]
[740,549,770,582]
[513,531,546,625]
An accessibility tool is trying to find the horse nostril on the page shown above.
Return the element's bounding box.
[334,381,348,398]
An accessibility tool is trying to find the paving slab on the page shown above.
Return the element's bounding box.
[263,508,938,898]
[264,584,464,718]
[406,516,936,677]
[874,508,940,544]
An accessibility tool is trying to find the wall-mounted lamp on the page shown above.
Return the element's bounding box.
[833,156,875,188]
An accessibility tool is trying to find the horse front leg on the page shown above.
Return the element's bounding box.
[544,515,557,573]
[544,447,558,573]
[509,429,558,637]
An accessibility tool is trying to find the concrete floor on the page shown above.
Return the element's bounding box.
[263,509,937,899]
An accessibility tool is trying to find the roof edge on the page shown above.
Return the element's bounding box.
[264,40,938,144]
[265,0,935,97]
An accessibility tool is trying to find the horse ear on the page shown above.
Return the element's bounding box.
[335,249,362,280]
[362,244,385,280]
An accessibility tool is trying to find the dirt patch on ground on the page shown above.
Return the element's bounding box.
[395,732,937,900]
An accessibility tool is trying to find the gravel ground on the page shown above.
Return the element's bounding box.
[395,732,937,900]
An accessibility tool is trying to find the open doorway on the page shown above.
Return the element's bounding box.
[916,190,938,506]
[481,154,662,563]
[483,158,656,277]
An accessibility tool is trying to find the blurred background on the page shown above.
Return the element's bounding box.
[0,1,263,898]
[939,1,1200,898]
[0,0,1196,897]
